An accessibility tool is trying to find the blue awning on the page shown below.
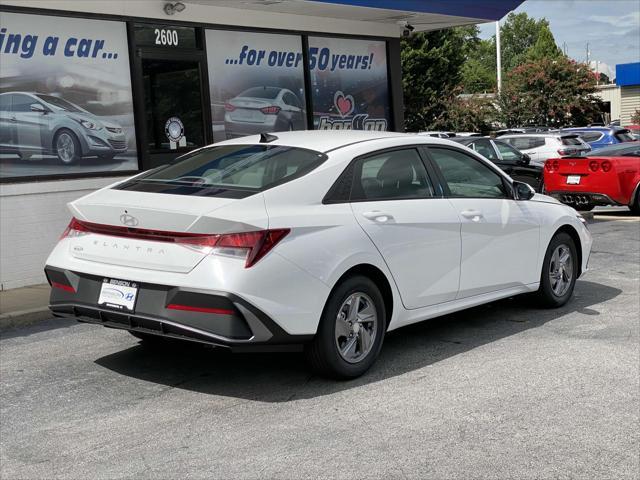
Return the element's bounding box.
[312,0,525,21]
[616,63,640,87]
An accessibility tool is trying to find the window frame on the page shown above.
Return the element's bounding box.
[322,145,441,204]
[420,145,515,200]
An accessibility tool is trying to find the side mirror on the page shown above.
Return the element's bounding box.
[513,181,535,200]
[30,103,48,114]
[521,153,531,165]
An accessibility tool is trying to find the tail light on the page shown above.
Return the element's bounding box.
[224,103,236,112]
[545,159,560,172]
[260,106,281,115]
[557,148,573,156]
[601,160,612,172]
[589,160,599,172]
[59,218,289,267]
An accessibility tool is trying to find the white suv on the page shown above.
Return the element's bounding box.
[500,133,591,167]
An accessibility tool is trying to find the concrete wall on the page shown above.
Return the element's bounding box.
[0,178,124,290]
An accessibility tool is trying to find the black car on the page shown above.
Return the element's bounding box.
[451,136,544,192]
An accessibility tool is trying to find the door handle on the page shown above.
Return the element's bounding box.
[362,211,394,223]
[460,209,483,221]
[10,117,17,122]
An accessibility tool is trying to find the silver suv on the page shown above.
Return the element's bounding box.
[499,133,591,167]
[0,92,128,164]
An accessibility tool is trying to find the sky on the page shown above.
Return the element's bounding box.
[478,0,640,79]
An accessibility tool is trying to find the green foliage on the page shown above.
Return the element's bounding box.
[401,26,479,131]
[500,12,552,70]
[461,39,497,93]
[431,90,496,133]
[496,56,603,127]
[525,25,562,62]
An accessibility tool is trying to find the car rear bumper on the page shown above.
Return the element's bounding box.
[45,266,313,352]
[548,191,622,208]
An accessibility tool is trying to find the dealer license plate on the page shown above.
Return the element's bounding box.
[98,278,138,312]
[566,175,581,185]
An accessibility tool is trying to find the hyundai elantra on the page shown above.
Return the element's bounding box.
[46,131,592,378]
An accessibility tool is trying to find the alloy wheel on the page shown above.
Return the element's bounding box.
[334,292,378,364]
[56,133,75,163]
[549,244,573,297]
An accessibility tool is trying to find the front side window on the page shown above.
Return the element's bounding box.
[117,144,326,197]
[350,149,434,201]
[11,94,42,113]
[428,148,508,199]
[0,94,11,112]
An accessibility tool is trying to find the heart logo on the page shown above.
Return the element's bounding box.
[334,91,355,118]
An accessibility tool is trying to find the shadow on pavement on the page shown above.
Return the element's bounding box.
[94,280,621,402]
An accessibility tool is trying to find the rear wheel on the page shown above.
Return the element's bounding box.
[536,232,578,307]
[305,275,386,379]
[630,188,640,215]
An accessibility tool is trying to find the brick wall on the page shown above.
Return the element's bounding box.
[0,177,126,290]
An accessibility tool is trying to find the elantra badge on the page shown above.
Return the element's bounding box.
[120,213,139,227]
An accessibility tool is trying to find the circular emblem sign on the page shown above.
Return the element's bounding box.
[165,117,184,143]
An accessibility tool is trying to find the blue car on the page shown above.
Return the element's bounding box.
[561,126,634,150]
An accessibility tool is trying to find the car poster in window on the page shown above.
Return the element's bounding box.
[0,12,138,179]
[206,30,307,142]
[308,37,390,131]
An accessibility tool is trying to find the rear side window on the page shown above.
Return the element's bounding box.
[429,148,508,199]
[470,139,499,161]
[0,94,10,112]
[504,136,545,150]
[579,131,604,143]
[117,144,326,197]
[350,149,435,201]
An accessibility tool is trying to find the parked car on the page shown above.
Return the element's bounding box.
[495,126,553,136]
[560,126,634,149]
[544,141,640,212]
[416,131,456,138]
[46,131,592,379]
[500,133,591,167]
[0,91,128,164]
[454,132,482,137]
[224,86,305,139]
[451,136,544,192]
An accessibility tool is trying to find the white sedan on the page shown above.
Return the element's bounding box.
[45,131,592,378]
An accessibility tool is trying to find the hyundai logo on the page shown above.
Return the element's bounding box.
[120,213,139,227]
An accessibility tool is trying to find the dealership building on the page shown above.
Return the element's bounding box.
[0,0,521,290]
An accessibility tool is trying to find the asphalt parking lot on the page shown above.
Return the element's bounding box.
[1,210,638,480]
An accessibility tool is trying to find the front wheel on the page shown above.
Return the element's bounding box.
[305,276,386,379]
[54,129,81,164]
[630,188,640,215]
[536,232,578,307]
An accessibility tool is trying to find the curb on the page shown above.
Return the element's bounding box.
[0,308,52,332]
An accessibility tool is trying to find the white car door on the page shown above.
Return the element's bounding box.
[426,146,540,298]
[349,147,462,309]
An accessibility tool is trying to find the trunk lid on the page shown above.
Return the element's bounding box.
[66,188,268,273]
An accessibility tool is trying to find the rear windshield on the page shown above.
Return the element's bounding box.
[239,87,280,99]
[614,130,634,142]
[117,144,326,197]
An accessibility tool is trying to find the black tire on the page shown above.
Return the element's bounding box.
[53,129,81,164]
[305,275,386,379]
[536,232,578,308]
[630,188,640,215]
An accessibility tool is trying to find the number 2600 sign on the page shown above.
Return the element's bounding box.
[155,28,179,46]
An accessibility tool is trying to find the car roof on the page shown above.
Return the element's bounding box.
[205,130,464,153]
[499,132,578,138]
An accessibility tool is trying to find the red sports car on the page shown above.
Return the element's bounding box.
[544,142,640,213]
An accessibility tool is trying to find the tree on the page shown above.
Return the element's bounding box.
[496,56,603,127]
[430,90,496,133]
[401,26,479,131]
[500,12,553,70]
[461,38,497,93]
[525,24,562,62]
